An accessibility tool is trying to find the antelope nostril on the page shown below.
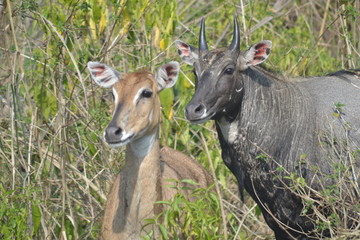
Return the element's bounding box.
[194,104,204,113]
[114,128,122,136]
[105,126,123,142]
[185,102,206,121]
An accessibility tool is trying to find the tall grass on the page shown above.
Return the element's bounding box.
[0,0,359,239]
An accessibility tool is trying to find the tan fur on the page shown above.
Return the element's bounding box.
[100,70,212,240]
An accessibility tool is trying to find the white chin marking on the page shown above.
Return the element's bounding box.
[190,118,210,125]
[189,111,215,125]
[108,141,128,148]
[105,131,134,148]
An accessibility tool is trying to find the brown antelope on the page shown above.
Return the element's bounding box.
[87,61,212,239]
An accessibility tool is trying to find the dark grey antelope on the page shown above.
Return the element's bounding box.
[175,17,360,239]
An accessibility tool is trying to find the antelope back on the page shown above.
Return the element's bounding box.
[87,61,180,148]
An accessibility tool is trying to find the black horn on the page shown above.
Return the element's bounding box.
[199,18,208,51]
[228,15,240,52]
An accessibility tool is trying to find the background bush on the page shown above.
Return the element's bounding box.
[0,0,359,239]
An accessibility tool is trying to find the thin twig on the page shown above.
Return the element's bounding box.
[5,0,18,52]
[39,147,107,201]
[200,131,228,240]
[6,0,19,190]
[318,0,331,39]
[239,0,248,46]
[0,46,48,66]
[34,11,89,111]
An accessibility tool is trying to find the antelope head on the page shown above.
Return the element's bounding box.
[88,61,180,148]
[176,16,272,124]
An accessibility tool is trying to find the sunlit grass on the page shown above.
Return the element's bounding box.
[0,0,359,239]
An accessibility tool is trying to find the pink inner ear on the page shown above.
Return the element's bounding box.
[92,66,105,77]
[182,49,191,57]
[165,66,177,81]
[255,43,269,57]
[178,43,191,57]
[251,43,270,64]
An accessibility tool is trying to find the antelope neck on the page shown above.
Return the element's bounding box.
[125,127,160,164]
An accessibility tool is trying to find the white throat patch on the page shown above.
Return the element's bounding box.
[130,132,156,158]
[218,117,238,144]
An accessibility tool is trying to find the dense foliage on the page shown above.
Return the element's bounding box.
[0,0,359,239]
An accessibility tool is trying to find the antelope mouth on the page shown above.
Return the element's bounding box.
[106,133,135,148]
[187,99,220,124]
[188,111,216,125]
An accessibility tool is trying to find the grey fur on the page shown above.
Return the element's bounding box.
[176,21,360,238]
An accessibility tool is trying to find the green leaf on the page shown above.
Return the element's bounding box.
[180,179,200,186]
[255,205,262,217]
[31,204,42,236]
[296,177,306,188]
[159,88,174,119]
[159,224,169,239]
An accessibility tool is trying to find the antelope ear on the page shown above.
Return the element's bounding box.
[156,61,180,91]
[87,61,120,88]
[175,40,199,66]
[241,40,272,68]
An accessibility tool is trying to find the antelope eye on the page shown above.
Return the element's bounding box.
[141,90,153,98]
[224,68,234,75]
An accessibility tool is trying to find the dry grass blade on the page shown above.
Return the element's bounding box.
[34,11,88,111]
[199,131,228,240]
[0,0,358,239]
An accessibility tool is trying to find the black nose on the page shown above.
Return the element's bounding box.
[185,102,206,120]
[105,126,122,143]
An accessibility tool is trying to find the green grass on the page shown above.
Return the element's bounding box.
[0,0,359,239]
